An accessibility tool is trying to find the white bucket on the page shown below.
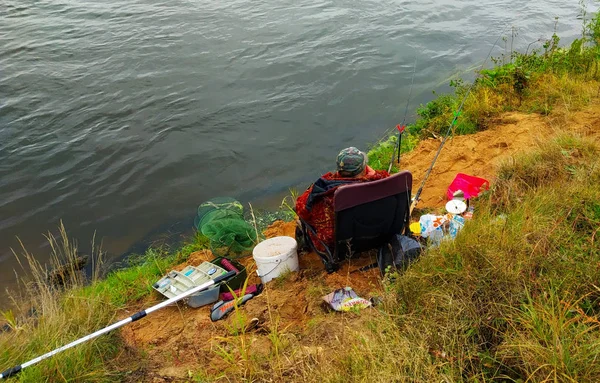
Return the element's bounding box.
[252,236,299,284]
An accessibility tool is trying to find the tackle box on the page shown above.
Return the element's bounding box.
[153,262,227,308]
[153,258,247,308]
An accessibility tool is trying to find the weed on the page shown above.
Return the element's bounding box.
[0,223,123,382]
[176,231,211,260]
[271,268,294,288]
[0,310,21,333]
[498,289,600,381]
[280,188,299,217]
[80,247,176,308]
[306,280,328,299]
[191,369,212,382]
[367,132,419,172]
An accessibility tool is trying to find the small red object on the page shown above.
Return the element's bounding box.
[220,258,239,273]
[396,124,406,133]
[220,285,259,301]
[446,173,490,200]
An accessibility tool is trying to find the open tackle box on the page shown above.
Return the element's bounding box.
[153,258,247,308]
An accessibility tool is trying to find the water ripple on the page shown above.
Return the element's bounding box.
[0,0,591,292]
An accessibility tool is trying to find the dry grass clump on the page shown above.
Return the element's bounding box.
[203,133,600,383]
[0,219,214,382]
[0,222,122,382]
[494,133,600,207]
[394,134,600,382]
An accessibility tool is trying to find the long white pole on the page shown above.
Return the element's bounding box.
[0,270,235,379]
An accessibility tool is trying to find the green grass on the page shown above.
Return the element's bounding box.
[79,232,208,308]
[0,225,209,382]
[367,132,419,172]
[209,132,600,383]
[371,12,600,175]
[78,249,175,308]
[3,11,600,383]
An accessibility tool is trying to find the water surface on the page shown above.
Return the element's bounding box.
[0,0,592,289]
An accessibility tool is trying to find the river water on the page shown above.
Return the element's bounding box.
[0,0,592,289]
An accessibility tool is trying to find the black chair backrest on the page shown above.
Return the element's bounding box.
[333,171,412,261]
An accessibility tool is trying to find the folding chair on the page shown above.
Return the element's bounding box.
[299,171,413,273]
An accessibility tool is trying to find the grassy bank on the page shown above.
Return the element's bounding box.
[0,228,207,382]
[239,131,599,383]
[368,14,600,172]
[2,14,600,383]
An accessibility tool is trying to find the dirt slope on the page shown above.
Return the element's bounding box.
[119,220,382,382]
[117,105,600,382]
[402,112,551,209]
[404,105,600,209]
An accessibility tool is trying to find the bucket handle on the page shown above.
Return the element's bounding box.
[256,252,295,279]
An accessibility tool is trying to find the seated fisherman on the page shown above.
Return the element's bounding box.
[295,147,390,253]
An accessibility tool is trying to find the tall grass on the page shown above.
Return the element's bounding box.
[0,222,121,382]
[367,132,419,173]
[0,223,203,381]
[351,134,600,381]
[199,133,600,382]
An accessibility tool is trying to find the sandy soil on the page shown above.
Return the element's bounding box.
[119,220,381,382]
[401,112,552,209]
[117,105,600,382]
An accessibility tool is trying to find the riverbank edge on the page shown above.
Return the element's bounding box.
[2,17,600,381]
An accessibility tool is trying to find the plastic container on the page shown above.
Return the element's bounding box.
[209,257,247,293]
[187,285,221,308]
[252,236,299,284]
[153,262,227,308]
[446,173,490,201]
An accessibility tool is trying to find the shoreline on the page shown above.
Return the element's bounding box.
[2,16,600,381]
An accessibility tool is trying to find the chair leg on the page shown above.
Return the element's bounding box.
[325,262,340,274]
[295,224,310,253]
[297,218,339,272]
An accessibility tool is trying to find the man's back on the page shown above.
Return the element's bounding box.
[295,165,389,252]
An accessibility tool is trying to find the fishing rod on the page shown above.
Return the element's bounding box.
[410,26,509,213]
[388,57,417,173]
[0,271,236,380]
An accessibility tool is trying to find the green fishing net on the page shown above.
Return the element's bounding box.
[194,197,256,257]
